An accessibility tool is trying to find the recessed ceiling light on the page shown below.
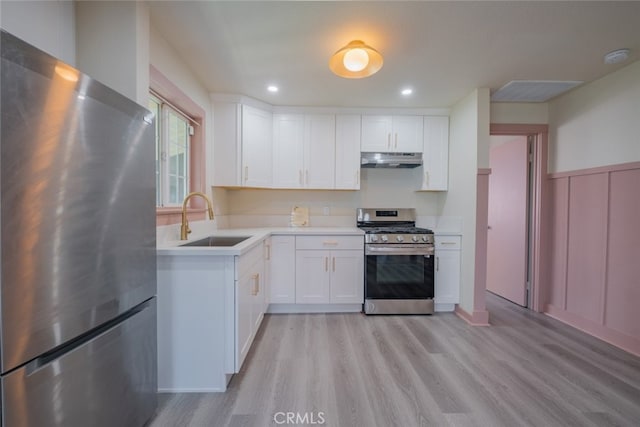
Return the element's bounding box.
[603,48,630,64]
[401,88,413,96]
[267,85,279,93]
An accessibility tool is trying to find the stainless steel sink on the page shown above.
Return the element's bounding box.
[179,236,250,247]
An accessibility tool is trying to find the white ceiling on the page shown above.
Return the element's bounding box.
[148,1,640,108]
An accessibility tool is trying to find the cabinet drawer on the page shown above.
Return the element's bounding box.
[296,235,363,251]
[435,235,461,250]
[237,242,264,274]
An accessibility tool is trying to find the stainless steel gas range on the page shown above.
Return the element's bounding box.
[357,208,435,315]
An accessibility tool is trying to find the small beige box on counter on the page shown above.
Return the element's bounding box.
[290,206,309,227]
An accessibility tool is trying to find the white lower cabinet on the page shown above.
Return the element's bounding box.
[268,235,296,303]
[157,238,268,393]
[330,250,365,303]
[434,235,461,311]
[294,235,364,305]
[236,241,266,370]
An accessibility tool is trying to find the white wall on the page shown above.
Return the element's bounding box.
[0,0,75,65]
[75,1,149,105]
[441,88,490,315]
[548,60,640,173]
[491,103,549,125]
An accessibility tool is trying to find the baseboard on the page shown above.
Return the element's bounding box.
[545,304,640,357]
[157,386,226,393]
[267,303,363,314]
[455,305,490,326]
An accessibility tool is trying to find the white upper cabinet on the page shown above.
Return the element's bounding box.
[212,102,242,187]
[272,114,304,188]
[212,101,273,188]
[421,116,449,191]
[304,114,336,189]
[242,105,273,188]
[360,116,391,152]
[272,113,335,189]
[361,115,423,153]
[335,115,361,190]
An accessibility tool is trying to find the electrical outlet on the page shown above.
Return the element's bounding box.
[322,206,330,216]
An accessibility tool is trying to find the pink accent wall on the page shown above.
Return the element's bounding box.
[605,168,640,338]
[546,162,640,356]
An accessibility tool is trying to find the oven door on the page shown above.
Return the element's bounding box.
[365,245,435,300]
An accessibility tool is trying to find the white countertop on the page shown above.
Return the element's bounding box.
[157,227,364,256]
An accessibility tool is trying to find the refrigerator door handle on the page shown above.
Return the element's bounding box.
[25,300,153,377]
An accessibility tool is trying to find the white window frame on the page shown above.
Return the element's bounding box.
[150,93,193,207]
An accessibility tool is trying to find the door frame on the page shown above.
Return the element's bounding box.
[489,124,548,312]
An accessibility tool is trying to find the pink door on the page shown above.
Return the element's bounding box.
[487,137,529,306]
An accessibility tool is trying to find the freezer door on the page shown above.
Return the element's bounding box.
[1,299,157,427]
[0,32,157,373]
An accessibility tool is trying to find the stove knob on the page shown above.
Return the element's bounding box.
[412,235,419,242]
[396,235,404,243]
[381,235,388,243]
[370,235,379,243]
[422,235,429,242]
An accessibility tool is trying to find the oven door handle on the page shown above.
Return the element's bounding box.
[366,246,434,256]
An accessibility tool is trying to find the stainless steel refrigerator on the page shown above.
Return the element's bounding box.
[0,31,157,426]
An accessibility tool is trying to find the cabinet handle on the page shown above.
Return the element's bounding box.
[244,166,249,182]
[436,257,439,272]
[332,257,336,272]
[395,133,398,149]
[387,133,391,149]
[251,273,259,295]
[305,169,309,185]
[265,244,271,261]
[441,242,457,245]
[425,171,430,187]
[299,170,303,185]
[323,240,339,246]
[325,257,329,272]
[356,171,359,185]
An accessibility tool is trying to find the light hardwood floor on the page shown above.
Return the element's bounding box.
[149,293,640,426]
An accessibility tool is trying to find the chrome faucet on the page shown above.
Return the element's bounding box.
[180,191,215,240]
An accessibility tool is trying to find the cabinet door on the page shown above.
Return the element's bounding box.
[251,270,265,333]
[422,116,449,191]
[263,238,271,307]
[236,270,253,369]
[273,114,304,188]
[304,114,336,189]
[295,250,330,304]
[330,250,364,304]
[212,102,242,186]
[392,116,423,152]
[361,115,392,152]
[269,236,296,303]
[435,250,460,304]
[335,115,361,190]
[242,105,273,187]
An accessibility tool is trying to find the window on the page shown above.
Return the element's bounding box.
[149,94,193,207]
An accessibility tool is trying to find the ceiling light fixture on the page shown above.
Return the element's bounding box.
[267,85,279,93]
[329,40,383,79]
[603,48,630,64]
[401,88,413,96]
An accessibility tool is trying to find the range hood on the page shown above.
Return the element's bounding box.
[361,152,423,168]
